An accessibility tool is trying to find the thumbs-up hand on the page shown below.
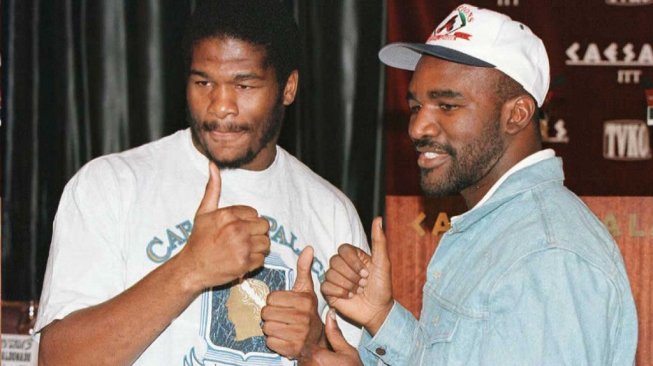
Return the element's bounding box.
[176,162,271,292]
[292,245,316,292]
[321,217,394,335]
[262,246,325,360]
[301,309,363,366]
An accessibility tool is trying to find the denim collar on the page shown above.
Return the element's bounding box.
[449,157,565,233]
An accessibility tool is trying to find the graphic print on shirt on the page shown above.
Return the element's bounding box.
[182,215,326,366]
[144,216,326,280]
[145,220,193,263]
[187,258,292,366]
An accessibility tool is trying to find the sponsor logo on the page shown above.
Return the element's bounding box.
[410,211,451,236]
[646,89,653,126]
[602,212,653,238]
[408,210,653,239]
[541,118,570,143]
[428,5,474,42]
[606,0,653,5]
[603,119,651,160]
[617,69,643,84]
[497,0,520,6]
[566,43,653,67]
[566,42,653,84]
[540,88,569,143]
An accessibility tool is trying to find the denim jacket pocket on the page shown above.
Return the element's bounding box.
[420,284,461,345]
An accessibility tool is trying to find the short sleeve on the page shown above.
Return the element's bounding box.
[35,158,130,333]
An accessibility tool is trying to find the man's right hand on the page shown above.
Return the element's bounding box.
[38,161,271,365]
[179,162,271,290]
[321,217,394,335]
[302,309,363,366]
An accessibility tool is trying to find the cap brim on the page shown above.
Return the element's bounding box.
[378,42,495,70]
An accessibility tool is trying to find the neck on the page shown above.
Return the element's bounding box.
[460,144,541,208]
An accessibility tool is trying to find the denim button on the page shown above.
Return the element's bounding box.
[375,347,386,356]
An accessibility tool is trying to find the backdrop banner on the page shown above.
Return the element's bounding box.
[384,0,653,196]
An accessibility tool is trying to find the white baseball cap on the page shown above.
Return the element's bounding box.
[379,4,550,107]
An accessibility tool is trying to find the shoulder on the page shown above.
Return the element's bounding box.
[488,173,623,277]
[491,247,629,313]
[527,183,625,273]
[71,130,186,186]
[60,130,188,213]
[275,147,368,248]
[277,147,357,211]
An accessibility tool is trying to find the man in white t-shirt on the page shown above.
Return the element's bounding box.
[35,1,369,365]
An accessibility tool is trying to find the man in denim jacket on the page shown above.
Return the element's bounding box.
[309,4,638,366]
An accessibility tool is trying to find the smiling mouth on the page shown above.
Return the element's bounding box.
[417,149,451,169]
[423,151,443,159]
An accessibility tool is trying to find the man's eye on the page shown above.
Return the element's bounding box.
[236,84,254,90]
[409,105,421,114]
[195,80,211,87]
[439,104,458,111]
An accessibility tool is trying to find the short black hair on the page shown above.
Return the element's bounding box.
[494,72,541,124]
[495,72,525,104]
[182,0,299,87]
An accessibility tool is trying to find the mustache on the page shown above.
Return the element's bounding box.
[413,138,456,156]
[200,120,252,133]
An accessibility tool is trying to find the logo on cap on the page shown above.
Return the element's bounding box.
[427,7,474,42]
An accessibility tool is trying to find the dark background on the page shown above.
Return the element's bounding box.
[2,0,385,301]
[3,0,653,303]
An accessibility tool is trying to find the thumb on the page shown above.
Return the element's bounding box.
[292,246,315,292]
[325,309,352,353]
[196,162,222,216]
[371,217,389,266]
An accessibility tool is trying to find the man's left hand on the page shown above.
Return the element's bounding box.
[262,246,325,359]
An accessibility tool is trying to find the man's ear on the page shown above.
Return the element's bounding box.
[502,95,537,135]
[282,70,299,106]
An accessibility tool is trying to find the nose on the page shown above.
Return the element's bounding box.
[208,86,238,119]
[408,107,440,142]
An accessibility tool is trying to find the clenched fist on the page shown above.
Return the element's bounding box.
[178,162,271,292]
[321,217,394,335]
[262,246,325,360]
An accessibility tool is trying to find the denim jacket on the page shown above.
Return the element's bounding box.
[359,157,638,365]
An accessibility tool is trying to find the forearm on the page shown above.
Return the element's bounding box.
[39,253,202,366]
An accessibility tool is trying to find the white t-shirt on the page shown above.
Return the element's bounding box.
[35,128,369,365]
